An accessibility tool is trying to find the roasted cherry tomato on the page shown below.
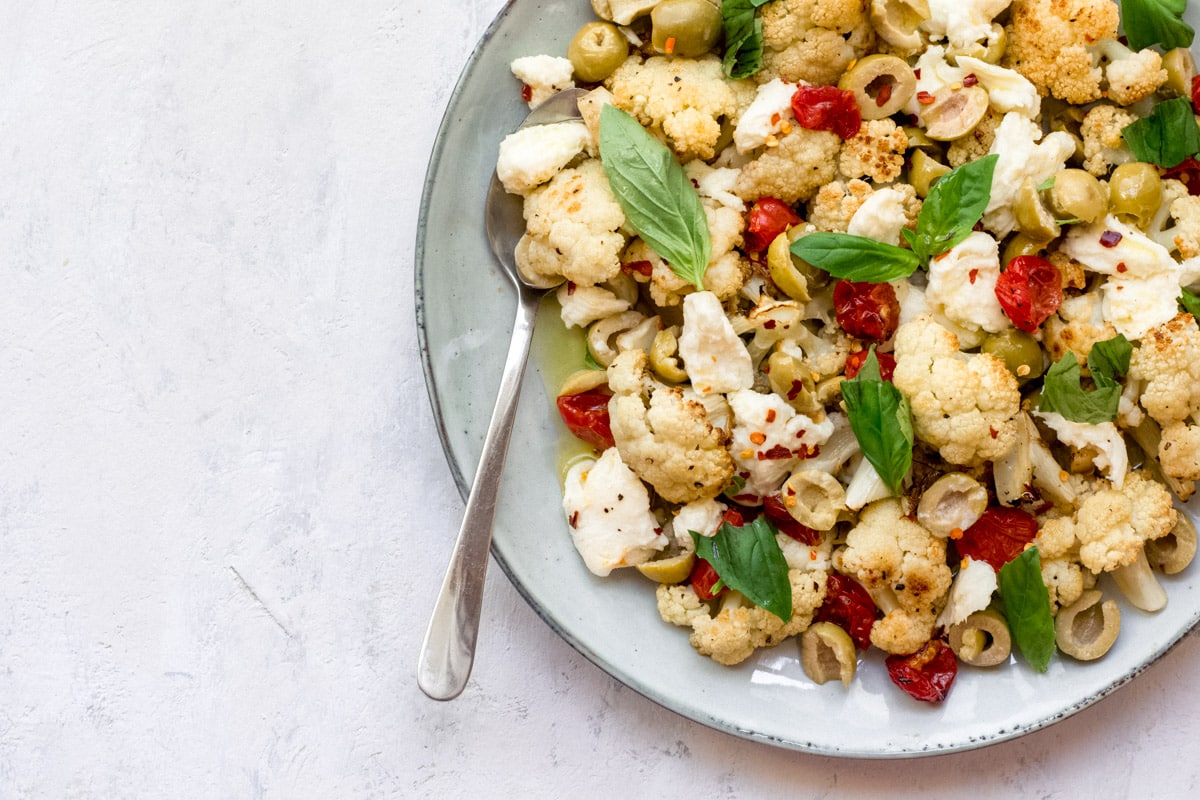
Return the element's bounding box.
[886,639,958,703]
[744,197,803,253]
[1192,74,1200,115]
[1163,156,1200,196]
[956,506,1039,571]
[843,349,897,381]
[791,84,862,140]
[815,574,878,650]
[762,494,821,545]
[994,255,1063,333]
[556,390,614,450]
[834,279,900,341]
[720,504,761,528]
[689,558,725,600]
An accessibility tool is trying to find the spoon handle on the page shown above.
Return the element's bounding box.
[417,290,540,700]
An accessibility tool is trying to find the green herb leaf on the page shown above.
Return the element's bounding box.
[840,349,913,495]
[1180,287,1200,317]
[1037,334,1131,423]
[721,474,748,500]
[1122,97,1200,169]
[1120,0,1195,50]
[997,547,1056,672]
[599,105,712,290]
[720,0,768,79]
[788,233,921,282]
[691,517,793,621]
[907,154,998,264]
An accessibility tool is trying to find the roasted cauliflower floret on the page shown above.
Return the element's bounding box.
[838,499,953,655]
[1061,473,1177,572]
[1091,38,1168,106]
[758,0,876,86]
[1003,0,1119,104]
[893,316,1021,466]
[946,107,1004,168]
[657,569,828,665]
[735,127,843,205]
[515,159,626,287]
[838,119,908,183]
[626,203,750,307]
[1080,104,1137,177]
[1130,313,1200,424]
[807,178,875,232]
[607,350,734,503]
[1151,180,1200,260]
[606,55,752,161]
[1041,290,1118,367]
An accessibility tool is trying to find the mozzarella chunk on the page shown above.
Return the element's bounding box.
[496,120,591,195]
[671,497,726,547]
[936,556,998,628]
[955,57,1040,118]
[984,113,1076,237]
[678,291,754,395]
[923,0,1011,51]
[733,78,798,154]
[510,54,575,108]
[848,187,911,247]
[563,449,667,577]
[924,231,1009,334]
[727,389,835,500]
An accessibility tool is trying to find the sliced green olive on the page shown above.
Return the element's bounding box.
[869,0,929,54]
[783,469,846,531]
[767,230,811,303]
[1055,590,1120,661]
[1108,162,1163,229]
[1146,513,1198,575]
[982,328,1045,383]
[909,148,951,198]
[838,54,916,120]
[767,349,822,417]
[559,368,609,396]
[1162,48,1197,98]
[902,125,943,156]
[636,551,696,584]
[916,473,988,537]
[651,0,722,57]
[1013,177,1060,243]
[779,227,830,289]
[649,328,689,383]
[1042,168,1107,224]
[921,85,990,141]
[568,21,629,83]
[1001,233,1047,267]
[948,609,1012,667]
[800,622,857,686]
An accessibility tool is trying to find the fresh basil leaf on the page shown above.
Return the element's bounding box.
[721,474,748,500]
[599,105,712,290]
[841,349,913,495]
[1180,287,1200,317]
[690,517,793,622]
[1037,351,1122,423]
[908,154,998,263]
[1087,334,1132,387]
[1120,0,1195,50]
[1122,97,1200,169]
[720,0,765,79]
[997,547,1056,672]
[789,232,921,282]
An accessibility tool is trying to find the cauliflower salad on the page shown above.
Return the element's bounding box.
[496,0,1200,702]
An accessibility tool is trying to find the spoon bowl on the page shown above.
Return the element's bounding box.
[417,88,586,701]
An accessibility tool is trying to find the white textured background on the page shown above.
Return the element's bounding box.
[1,1,1198,797]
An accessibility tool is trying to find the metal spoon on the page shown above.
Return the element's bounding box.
[417,88,586,701]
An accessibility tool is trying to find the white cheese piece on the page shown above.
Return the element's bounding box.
[496,120,590,195]
[955,56,1040,118]
[983,112,1076,237]
[1036,410,1128,489]
[686,161,745,211]
[727,389,835,500]
[924,231,1010,334]
[733,78,798,154]
[923,0,1012,51]
[678,291,754,395]
[847,187,909,246]
[935,556,998,628]
[671,497,726,547]
[510,54,576,108]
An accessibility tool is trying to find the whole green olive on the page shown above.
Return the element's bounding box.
[1001,233,1046,266]
[1162,48,1196,98]
[837,54,916,120]
[568,21,629,83]
[1013,178,1060,243]
[1043,168,1107,224]
[651,0,722,58]
[1108,162,1163,229]
[909,148,951,197]
[982,328,1045,383]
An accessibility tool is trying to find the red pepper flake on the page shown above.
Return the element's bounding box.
[1116,262,1128,273]
[916,90,935,105]
[968,268,979,285]
[664,37,676,54]
[758,444,793,460]
[568,511,579,528]
[1100,230,1123,248]
[787,379,805,400]
[763,319,777,329]
[989,426,999,439]
[875,83,893,107]
[765,408,777,423]
[749,431,767,445]
[770,111,781,125]
[566,281,576,296]
[913,68,922,79]
[621,260,654,277]
[521,84,532,103]
[962,73,979,88]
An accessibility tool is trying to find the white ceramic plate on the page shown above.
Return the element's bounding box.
[416,0,1200,756]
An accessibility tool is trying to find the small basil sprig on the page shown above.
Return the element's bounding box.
[840,349,913,495]
[1038,334,1131,424]
[790,155,998,282]
[997,547,1056,673]
[1180,287,1200,317]
[691,516,792,621]
[599,105,712,290]
[1122,97,1200,169]
[1120,0,1195,50]
[720,0,771,79]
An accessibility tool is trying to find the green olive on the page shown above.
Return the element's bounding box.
[1042,168,1107,224]
[947,24,1006,65]
[838,54,916,120]
[767,230,811,302]
[1001,233,1046,266]
[1108,162,1163,229]
[567,22,628,83]
[780,227,830,289]
[651,0,722,58]
[649,328,689,383]
[908,148,951,197]
[982,328,1045,383]
[800,622,857,686]
[921,85,990,141]
[1162,48,1196,98]
[636,551,695,584]
[902,125,943,156]
[767,349,821,416]
[1013,178,1060,243]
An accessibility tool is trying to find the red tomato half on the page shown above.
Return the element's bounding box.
[690,558,725,600]
[956,506,1039,571]
[556,390,614,450]
[815,574,878,650]
[995,255,1063,333]
[886,639,958,703]
[834,280,900,341]
[744,197,802,253]
[843,350,896,381]
[762,494,820,545]
[1163,156,1200,196]
[1192,74,1200,115]
[791,84,862,140]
